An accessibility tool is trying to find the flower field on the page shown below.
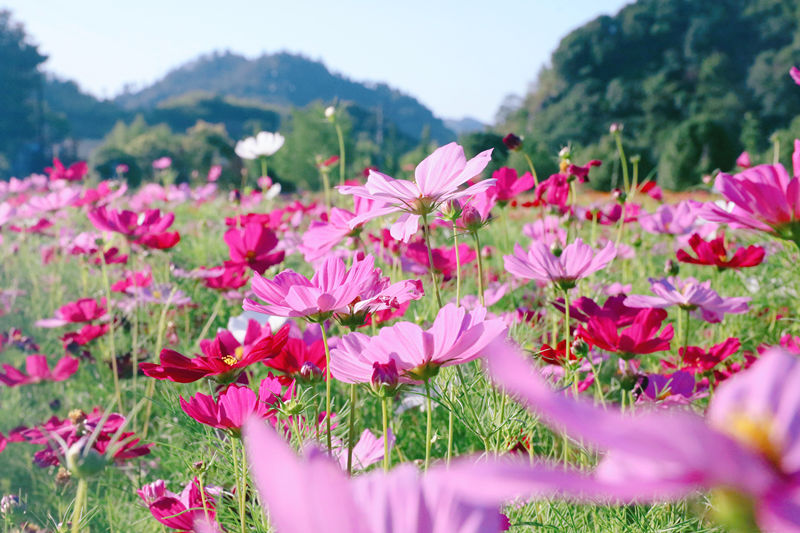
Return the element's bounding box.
[3,77,800,532]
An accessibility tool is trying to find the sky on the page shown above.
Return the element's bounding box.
[3,0,631,124]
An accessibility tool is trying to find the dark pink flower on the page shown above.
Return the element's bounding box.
[36,298,107,328]
[45,158,87,182]
[180,378,284,431]
[486,167,534,204]
[224,222,284,274]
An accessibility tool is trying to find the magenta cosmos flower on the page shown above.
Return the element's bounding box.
[139,477,219,533]
[0,354,79,387]
[244,255,421,323]
[87,206,180,248]
[180,377,284,431]
[330,303,507,383]
[624,277,750,323]
[699,141,800,245]
[140,321,289,383]
[487,344,800,531]
[339,142,494,241]
[224,222,284,274]
[485,166,534,205]
[35,297,107,328]
[504,238,616,289]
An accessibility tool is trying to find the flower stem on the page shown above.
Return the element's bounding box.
[232,438,246,533]
[453,225,461,306]
[260,158,268,182]
[321,170,331,211]
[446,409,454,465]
[564,289,573,394]
[424,378,433,471]
[473,230,485,306]
[346,383,357,475]
[421,213,442,309]
[320,322,334,455]
[71,478,88,533]
[613,131,630,193]
[142,290,174,439]
[335,122,346,187]
[682,307,691,355]
[522,152,539,186]
[381,396,391,472]
[99,252,122,411]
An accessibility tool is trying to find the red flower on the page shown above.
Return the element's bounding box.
[135,231,180,250]
[140,322,289,383]
[577,308,673,358]
[537,340,579,366]
[224,222,284,274]
[676,233,765,270]
[265,337,327,384]
[674,337,741,374]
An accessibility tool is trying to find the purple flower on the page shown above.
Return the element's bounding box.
[624,277,749,323]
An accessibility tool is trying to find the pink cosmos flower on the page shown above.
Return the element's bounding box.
[224,222,284,274]
[637,200,702,236]
[699,143,800,243]
[485,167,534,205]
[522,216,567,248]
[45,158,87,182]
[339,142,494,241]
[72,181,127,207]
[300,197,384,262]
[152,157,172,170]
[330,303,507,383]
[0,354,79,387]
[87,206,176,239]
[736,151,752,169]
[180,378,284,431]
[140,477,219,532]
[245,255,418,322]
[403,241,476,281]
[334,429,394,472]
[533,173,569,211]
[791,66,800,86]
[35,298,107,328]
[624,277,750,323]
[487,344,800,531]
[504,238,616,289]
[207,164,222,182]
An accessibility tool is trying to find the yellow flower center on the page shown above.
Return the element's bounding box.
[727,414,782,468]
[152,290,163,300]
[222,346,245,366]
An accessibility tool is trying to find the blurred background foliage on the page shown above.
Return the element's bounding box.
[2,0,800,189]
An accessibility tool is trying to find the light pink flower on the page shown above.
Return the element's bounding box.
[339,143,493,241]
[504,238,615,288]
[624,277,750,323]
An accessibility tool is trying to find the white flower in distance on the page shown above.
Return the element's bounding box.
[235,132,285,160]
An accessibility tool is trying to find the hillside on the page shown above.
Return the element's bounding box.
[114,51,455,143]
[501,0,800,189]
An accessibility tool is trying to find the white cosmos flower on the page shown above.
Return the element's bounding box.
[235,131,285,160]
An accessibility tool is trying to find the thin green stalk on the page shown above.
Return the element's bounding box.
[99,252,122,411]
[381,396,391,472]
[198,474,211,525]
[446,409,454,465]
[613,130,630,193]
[421,213,443,308]
[71,478,88,533]
[522,151,539,186]
[564,289,573,394]
[682,307,691,355]
[473,230,485,306]
[260,157,268,181]
[424,379,433,471]
[142,292,174,439]
[335,123,346,186]
[347,383,357,475]
[320,322,334,454]
[321,170,331,211]
[453,225,461,306]
[232,438,246,533]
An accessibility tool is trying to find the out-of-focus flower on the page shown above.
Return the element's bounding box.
[736,152,752,169]
[0,354,79,387]
[152,157,172,170]
[36,298,107,328]
[224,222,284,274]
[504,239,615,289]
[235,132,285,159]
[502,133,523,151]
[625,277,750,323]
[45,158,88,182]
[791,66,800,86]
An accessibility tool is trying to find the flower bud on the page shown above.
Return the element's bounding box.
[571,338,589,358]
[459,205,484,233]
[612,188,627,203]
[558,145,572,161]
[610,123,623,134]
[371,360,399,397]
[439,199,463,222]
[550,242,563,257]
[299,361,324,382]
[664,259,679,276]
[66,439,108,479]
[0,494,25,519]
[502,133,523,151]
[325,106,336,121]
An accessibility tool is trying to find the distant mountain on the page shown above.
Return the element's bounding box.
[115,51,455,143]
[444,117,486,135]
